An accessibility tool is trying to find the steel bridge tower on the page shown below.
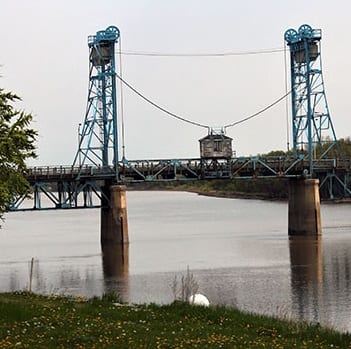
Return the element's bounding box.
[284,24,350,198]
[284,24,340,174]
[73,25,120,179]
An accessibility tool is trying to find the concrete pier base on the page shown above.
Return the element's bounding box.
[288,178,321,236]
[101,243,129,301]
[101,185,129,245]
[289,236,322,284]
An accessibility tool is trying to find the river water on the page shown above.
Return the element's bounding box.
[1,191,351,332]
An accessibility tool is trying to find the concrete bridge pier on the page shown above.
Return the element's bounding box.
[288,178,321,236]
[101,184,129,245]
[101,242,129,301]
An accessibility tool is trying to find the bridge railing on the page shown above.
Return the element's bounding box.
[25,156,351,182]
[25,165,117,180]
[11,155,351,211]
[26,166,76,178]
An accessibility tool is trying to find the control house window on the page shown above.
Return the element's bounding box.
[214,140,223,152]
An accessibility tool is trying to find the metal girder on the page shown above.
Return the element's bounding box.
[284,24,342,175]
[318,172,351,199]
[72,26,120,180]
[9,180,108,211]
[9,24,351,212]
[9,153,351,211]
[119,159,201,181]
[25,156,350,183]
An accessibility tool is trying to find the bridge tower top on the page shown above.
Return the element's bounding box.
[73,25,120,179]
[284,24,340,175]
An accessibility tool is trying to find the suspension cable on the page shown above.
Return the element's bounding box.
[116,47,284,57]
[115,72,210,129]
[115,72,290,131]
[118,39,127,159]
[284,41,290,151]
[224,91,291,130]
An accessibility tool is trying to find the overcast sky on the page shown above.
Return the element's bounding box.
[1,0,350,166]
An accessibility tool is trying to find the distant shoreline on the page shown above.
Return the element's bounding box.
[126,179,288,201]
[126,180,351,203]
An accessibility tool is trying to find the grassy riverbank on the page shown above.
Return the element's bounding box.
[1,292,350,348]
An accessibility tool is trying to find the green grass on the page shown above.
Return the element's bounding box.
[0,292,350,348]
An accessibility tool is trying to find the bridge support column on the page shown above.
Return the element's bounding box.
[288,178,321,236]
[101,185,129,245]
[102,243,129,301]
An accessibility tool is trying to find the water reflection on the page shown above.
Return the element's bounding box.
[3,193,351,332]
[289,236,323,323]
[101,243,129,302]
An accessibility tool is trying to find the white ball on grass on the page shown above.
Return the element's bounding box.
[188,293,210,307]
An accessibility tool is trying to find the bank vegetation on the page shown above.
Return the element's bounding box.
[128,178,289,201]
[0,292,350,348]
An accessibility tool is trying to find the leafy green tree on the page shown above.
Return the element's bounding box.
[0,88,37,219]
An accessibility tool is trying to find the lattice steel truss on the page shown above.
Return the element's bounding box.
[9,24,351,212]
[284,24,350,198]
[284,24,340,174]
[73,26,120,178]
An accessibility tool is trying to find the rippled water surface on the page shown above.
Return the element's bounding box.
[1,191,351,332]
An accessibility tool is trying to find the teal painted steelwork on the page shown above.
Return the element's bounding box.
[73,26,120,180]
[8,25,351,212]
[9,153,351,211]
[284,24,340,175]
[284,24,351,198]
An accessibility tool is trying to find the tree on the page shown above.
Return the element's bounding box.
[0,88,37,219]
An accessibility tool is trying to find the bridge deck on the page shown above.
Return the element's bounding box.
[24,156,349,182]
[9,156,350,211]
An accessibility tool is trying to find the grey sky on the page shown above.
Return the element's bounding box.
[1,0,350,165]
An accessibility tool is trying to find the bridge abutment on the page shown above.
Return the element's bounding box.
[101,185,129,245]
[288,178,321,236]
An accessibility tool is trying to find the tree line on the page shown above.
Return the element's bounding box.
[0,88,37,220]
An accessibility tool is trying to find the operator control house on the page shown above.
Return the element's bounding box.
[199,132,233,159]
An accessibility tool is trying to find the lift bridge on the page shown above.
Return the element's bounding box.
[10,24,351,211]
